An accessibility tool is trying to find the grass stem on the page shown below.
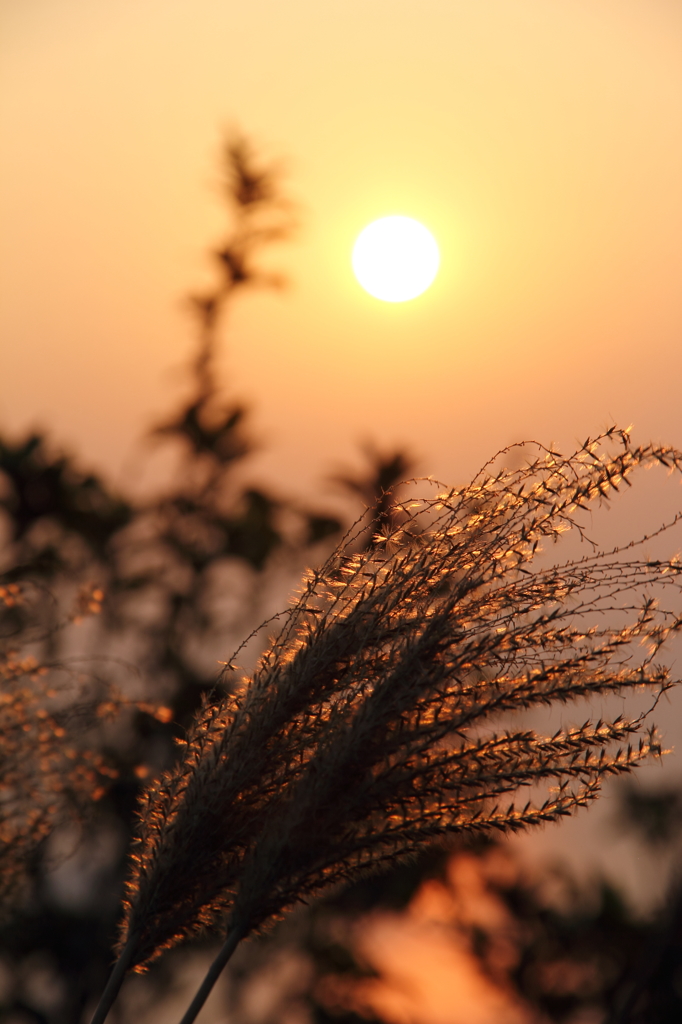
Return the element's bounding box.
[89,936,136,1024]
[177,923,245,1024]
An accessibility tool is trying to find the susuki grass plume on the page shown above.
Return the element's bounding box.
[92,429,682,1024]
[0,581,125,912]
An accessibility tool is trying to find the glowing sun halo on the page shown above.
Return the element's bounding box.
[352,216,440,303]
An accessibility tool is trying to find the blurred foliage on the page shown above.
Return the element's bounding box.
[220,818,682,1024]
[0,136,408,1024]
[616,781,682,848]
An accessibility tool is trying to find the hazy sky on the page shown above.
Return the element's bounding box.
[2,0,680,499]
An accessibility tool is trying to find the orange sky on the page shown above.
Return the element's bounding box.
[1,0,681,500]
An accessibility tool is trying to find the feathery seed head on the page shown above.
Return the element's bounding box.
[119,430,682,970]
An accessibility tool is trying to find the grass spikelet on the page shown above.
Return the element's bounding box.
[0,581,126,912]
[93,429,682,1024]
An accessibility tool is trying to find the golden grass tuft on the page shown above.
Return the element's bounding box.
[93,429,682,1024]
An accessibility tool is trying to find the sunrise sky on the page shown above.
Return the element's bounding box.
[2,0,681,501]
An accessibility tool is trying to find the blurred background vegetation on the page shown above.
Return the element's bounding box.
[1,137,682,1024]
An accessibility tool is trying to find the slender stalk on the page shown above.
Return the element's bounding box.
[89,936,136,1024]
[177,923,245,1024]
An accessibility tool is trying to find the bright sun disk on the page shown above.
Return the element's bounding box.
[352,216,440,303]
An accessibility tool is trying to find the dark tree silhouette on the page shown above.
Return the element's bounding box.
[0,134,387,1024]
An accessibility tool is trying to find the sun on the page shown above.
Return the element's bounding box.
[352,216,440,303]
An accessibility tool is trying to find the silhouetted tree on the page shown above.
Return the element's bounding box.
[0,134,361,1024]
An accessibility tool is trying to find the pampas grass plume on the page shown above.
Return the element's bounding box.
[91,430,682,1024]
